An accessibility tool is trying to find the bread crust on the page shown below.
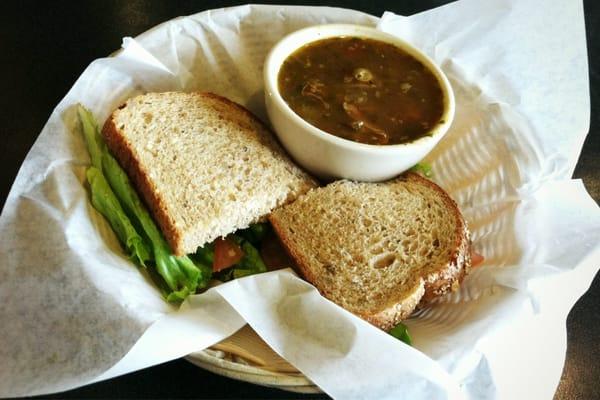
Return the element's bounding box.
[359,281,425,332]
[269,172,472,331]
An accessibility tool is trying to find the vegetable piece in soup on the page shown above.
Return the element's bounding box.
[278,37,445,145]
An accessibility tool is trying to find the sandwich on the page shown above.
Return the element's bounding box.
[79,90,478,333]
[77,91,316,301]
[269,173,473,331]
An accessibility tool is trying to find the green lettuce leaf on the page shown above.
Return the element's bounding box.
[410,162,433,178]
[86,167,150,265]
[193,242,215,267]
[78,104,210,300]
[236,223,270,246]
[389,322,412,345]
[232,236,267,279]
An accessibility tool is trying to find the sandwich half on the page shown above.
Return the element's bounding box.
[269,173,472,331]
[102,92,316,256]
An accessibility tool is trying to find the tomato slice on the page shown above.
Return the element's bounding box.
[213,237,244,272]
[471,250,485,268]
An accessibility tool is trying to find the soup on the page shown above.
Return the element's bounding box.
[278,37,445,145]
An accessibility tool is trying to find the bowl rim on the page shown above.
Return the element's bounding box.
[263,23,455,153]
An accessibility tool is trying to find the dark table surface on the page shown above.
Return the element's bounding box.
[1,1,598,399]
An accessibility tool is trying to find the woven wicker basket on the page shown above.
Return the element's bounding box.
[186,325,321,393]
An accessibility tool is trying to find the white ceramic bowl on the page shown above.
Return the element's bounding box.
[264,24,455,182]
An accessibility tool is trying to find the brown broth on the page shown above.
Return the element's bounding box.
[278,37,445,145]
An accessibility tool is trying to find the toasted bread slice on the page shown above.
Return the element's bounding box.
[102,92,316,256]
[269,173,471,331]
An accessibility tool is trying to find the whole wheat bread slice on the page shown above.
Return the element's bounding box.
[269,173,471,331]
[102,92,316,256]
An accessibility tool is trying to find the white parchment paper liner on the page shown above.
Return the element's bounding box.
[0,1,598,399]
